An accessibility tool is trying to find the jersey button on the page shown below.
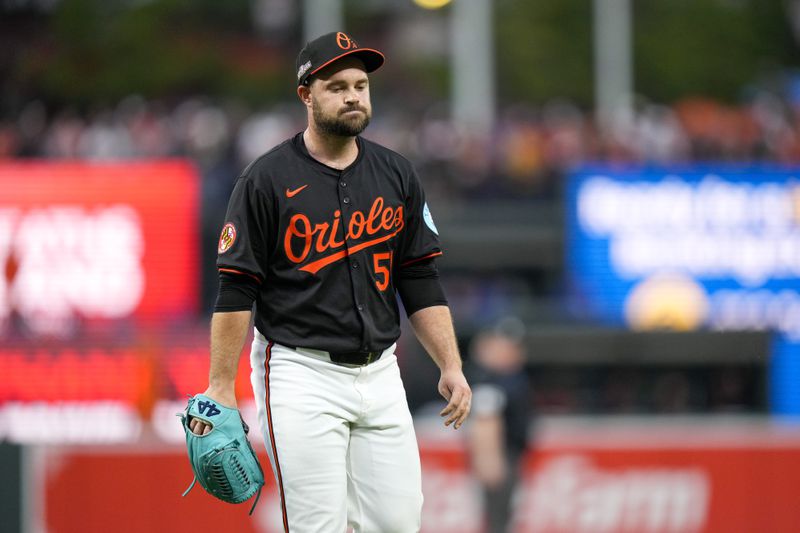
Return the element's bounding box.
[343,197,351,204]
[357,304,364,311]
[352,262,359,269]
[340,181,347,187]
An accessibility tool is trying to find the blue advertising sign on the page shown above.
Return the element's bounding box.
[566,165,800,413]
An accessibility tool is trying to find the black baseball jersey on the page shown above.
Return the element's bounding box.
[216,132,443,353]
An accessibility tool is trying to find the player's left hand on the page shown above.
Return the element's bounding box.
[438,368,471,429]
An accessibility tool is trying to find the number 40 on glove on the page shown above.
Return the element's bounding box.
[179,394,265,515]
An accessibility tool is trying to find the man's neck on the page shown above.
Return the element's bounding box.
[303,127,359,170]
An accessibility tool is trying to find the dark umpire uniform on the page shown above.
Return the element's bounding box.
[466,328,532,533]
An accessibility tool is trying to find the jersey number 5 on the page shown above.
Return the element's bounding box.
[373,252,393,291]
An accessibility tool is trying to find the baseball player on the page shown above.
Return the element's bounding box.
[189,31,472,532]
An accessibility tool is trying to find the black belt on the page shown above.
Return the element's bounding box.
[328,350,383,366]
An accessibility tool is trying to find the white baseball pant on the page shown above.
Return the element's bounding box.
[250,330,423,532]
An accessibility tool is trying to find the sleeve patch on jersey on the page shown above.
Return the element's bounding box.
[423,202,438,235]
[218,223,237,254]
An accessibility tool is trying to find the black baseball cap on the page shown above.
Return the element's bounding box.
[296,31,385,86]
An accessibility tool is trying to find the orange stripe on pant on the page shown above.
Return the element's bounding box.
[264,340,290,532]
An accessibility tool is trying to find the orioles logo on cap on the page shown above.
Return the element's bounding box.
[218,223,237,254]
[336,32,357,50]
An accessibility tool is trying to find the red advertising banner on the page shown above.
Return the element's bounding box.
[0,342,254,403]
[0,161,199,334]
[514,447,800,533]
[36,422,800,533]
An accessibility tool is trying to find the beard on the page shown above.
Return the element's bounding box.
[312,100,371,137]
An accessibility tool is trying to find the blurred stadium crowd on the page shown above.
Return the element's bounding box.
[2,0,798,420]
[0,89,792,415]
[2,86,800,203]
[3,5,800,532]
[13,101,784,414]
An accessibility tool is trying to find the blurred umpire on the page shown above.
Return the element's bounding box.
[465,318,532,533]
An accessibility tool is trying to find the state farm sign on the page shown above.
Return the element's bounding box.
[36,423,800,533]
[519,455,709,532]
[0,161,199,334]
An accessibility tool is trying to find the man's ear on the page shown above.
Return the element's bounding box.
[297,84,312,107]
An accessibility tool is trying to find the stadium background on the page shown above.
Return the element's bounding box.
[1,0,800,531]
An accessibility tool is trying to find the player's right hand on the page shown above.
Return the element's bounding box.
[189,387,237,435]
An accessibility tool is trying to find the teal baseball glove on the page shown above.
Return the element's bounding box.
[179,394,265,514]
